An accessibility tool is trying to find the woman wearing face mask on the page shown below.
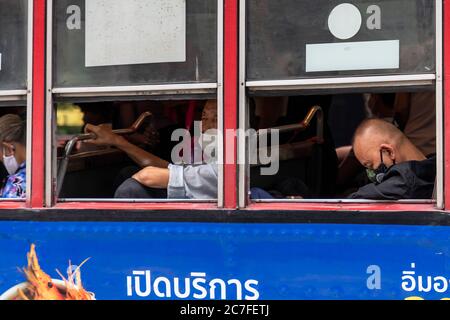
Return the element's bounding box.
[0,114,27,199]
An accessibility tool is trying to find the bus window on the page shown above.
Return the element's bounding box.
[48,0,221,205]
[55,99,218,202]
[247,90,436,202]
[241,0,440,206]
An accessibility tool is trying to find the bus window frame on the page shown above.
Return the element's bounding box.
[41,0,228,208]
[0,0,33,207]
[12,0,450,215]
[238,0,446,211]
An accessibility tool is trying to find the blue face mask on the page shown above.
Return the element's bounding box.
[366,150,394,184]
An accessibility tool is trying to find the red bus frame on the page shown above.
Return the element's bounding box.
[11,0,447,212]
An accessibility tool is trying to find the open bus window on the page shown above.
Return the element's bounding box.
[248,90,436,202]
[243,0,441,206]
[49,0,221,205]
[55,99,218,202]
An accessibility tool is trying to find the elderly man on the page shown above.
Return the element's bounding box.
[348,118,435,200]
[84,100,218,200]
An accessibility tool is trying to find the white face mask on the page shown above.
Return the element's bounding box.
[3,147,18,175]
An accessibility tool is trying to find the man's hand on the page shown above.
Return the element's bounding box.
[132,166,170,189]
[84,123,124,147]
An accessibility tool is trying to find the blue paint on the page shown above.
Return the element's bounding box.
[0,221,448,300]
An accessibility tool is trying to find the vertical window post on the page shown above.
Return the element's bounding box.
[223,0,238,208]
[444,0,450,210]
[29,0,46,208]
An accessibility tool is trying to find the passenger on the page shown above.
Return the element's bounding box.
[251,95,338,198]
[392,91,436,157]
[112,101,164,152]
[0,114,27,198]
[78,102,112,128]
[84,100,218,199]
[337,91,436,191]
[348,118,435,200]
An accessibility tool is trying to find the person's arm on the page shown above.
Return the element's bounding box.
[84,124,169,168]
[132,163,218,199]
[132,166,170,189]
[336,147,364,187]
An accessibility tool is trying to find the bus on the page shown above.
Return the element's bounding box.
[0,0,448,300]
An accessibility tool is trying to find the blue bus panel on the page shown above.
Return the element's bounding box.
[0,221,448,300]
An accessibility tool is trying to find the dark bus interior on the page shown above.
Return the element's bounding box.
[56,99,210,199]
[249,90,436,201]
[52,89,436,201]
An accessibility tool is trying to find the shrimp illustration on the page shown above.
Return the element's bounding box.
[56,258,94,300]
[16,244,94,300]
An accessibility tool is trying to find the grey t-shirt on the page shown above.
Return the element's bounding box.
[167,163,218,199]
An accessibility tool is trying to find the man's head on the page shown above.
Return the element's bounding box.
[79,102,112,126]
[352,118,426,183]
[201,100,217,133]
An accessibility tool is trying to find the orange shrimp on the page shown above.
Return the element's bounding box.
[56,258,94,300]
[18,244,94,300]
[18,244,65,300]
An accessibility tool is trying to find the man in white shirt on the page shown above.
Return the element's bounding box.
[84,100,218,200]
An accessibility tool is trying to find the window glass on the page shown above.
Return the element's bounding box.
[53,0,217,88]
[247,0,435,81]
[0,0,28,90]
[248,90,436,202]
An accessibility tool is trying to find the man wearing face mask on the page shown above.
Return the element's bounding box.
[84,100,218,199]
[348,118,435,200]
[0,114,27,199]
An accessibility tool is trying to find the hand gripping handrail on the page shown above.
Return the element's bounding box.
[56,112,152,197]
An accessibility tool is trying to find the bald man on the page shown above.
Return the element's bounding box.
[348,118,435,200]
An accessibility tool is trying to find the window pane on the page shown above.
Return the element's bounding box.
[55,98,218,202]
[247,90,436,201]
[53,0,217,88]
[0,0,27,90]
[247,0,435,81]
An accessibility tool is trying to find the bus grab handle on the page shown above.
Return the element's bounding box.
[257,105,323,141]
[56,112,152,198]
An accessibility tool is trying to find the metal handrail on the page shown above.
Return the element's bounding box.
[257,105,323,141]
[56,112,152,197]
[255,105,324,197]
